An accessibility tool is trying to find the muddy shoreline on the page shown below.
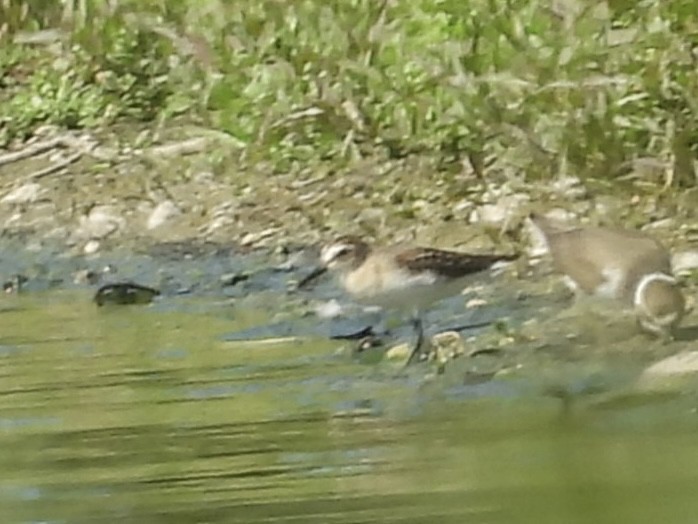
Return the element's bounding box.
[1,127,698,404]
[2,127,697,261]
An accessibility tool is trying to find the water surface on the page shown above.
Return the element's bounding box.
[0,243,697,523]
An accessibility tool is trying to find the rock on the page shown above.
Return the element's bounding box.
[4,212,21,226]
[385,343,410,361]
[1,183,43,205]
[465,298,487,308]
[314,299,344,319]
[201,215,234,236]
[147,200,181,230]
[636,351,698,392]
[193,171,215,184]
[642,218,675,231]
[470,193,529,230]
[672,250,698,275]
[84,239,100,254]
[544,207,578,223]
[77,205,125,239]
[551,176,587,199]
[240,228,279,247]
[452,199,475,215]
[356,207,387,227]
[431,331,466,360]
[641,351,698,378]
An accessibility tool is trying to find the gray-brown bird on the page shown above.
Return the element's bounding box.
[299,235,517,365]
[529,212,685,339]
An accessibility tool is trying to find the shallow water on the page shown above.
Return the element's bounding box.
[1,241,698,523]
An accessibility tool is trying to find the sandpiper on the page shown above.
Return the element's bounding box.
[529,212,686,338]
[298,235,517,365]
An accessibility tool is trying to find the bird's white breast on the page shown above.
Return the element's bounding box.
[343,264,464,311]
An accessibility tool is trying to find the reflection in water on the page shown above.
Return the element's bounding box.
[0,291,697,524]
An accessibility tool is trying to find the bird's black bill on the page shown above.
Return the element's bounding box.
[297,266,328,289]
[330,325,376,340]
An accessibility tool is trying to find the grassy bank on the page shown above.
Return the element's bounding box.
[1,0,697,187]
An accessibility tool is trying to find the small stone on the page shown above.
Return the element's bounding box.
[147,200,181,230]
[1,183,43,205]
[672,250,698,274]
[641,351,698,378]
[545,208,578,222]
[642,218,675,231]
[452,199,474,214]
[240,228,278,247]
[635,351,698,392]
[193,171,215,184]
[551,176,587,199]
[357,207,387,226]
[431,331,466,360]
[201,215,234,236]
[385,343,410,361]
[465,298,487,308]
[78,205,125,239]
[470,194,529,230]
[84,240,100,254]
[314,299,344,319]
[4,212,21,226]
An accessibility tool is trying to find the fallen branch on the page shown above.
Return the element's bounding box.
[0,137,65,167]
[145,137,211,158]
[24,151,83,181]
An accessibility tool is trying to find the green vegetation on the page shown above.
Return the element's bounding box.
[1,0,697,185]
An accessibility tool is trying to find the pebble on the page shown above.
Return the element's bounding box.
[84,239,100,254]
[314,299,344,319]
[641,351,698,378]
[551,175,587,199]
[465,298,487,308]
[385,343,410,361]
[672,250,698,274]
[636,351,698,392]
[1,183,43,205]
[240,228,278,247]
[78,205,125,239]
[470,193,529,230]
[147,200,181,230]
[431,331,466,360]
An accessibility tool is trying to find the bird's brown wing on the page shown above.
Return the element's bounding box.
[395,248,516,278]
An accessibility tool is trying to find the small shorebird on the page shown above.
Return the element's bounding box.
[298,235,517,365]
[529,212,686,339]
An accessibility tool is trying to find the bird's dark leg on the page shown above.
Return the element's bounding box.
[405,311,425,366]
